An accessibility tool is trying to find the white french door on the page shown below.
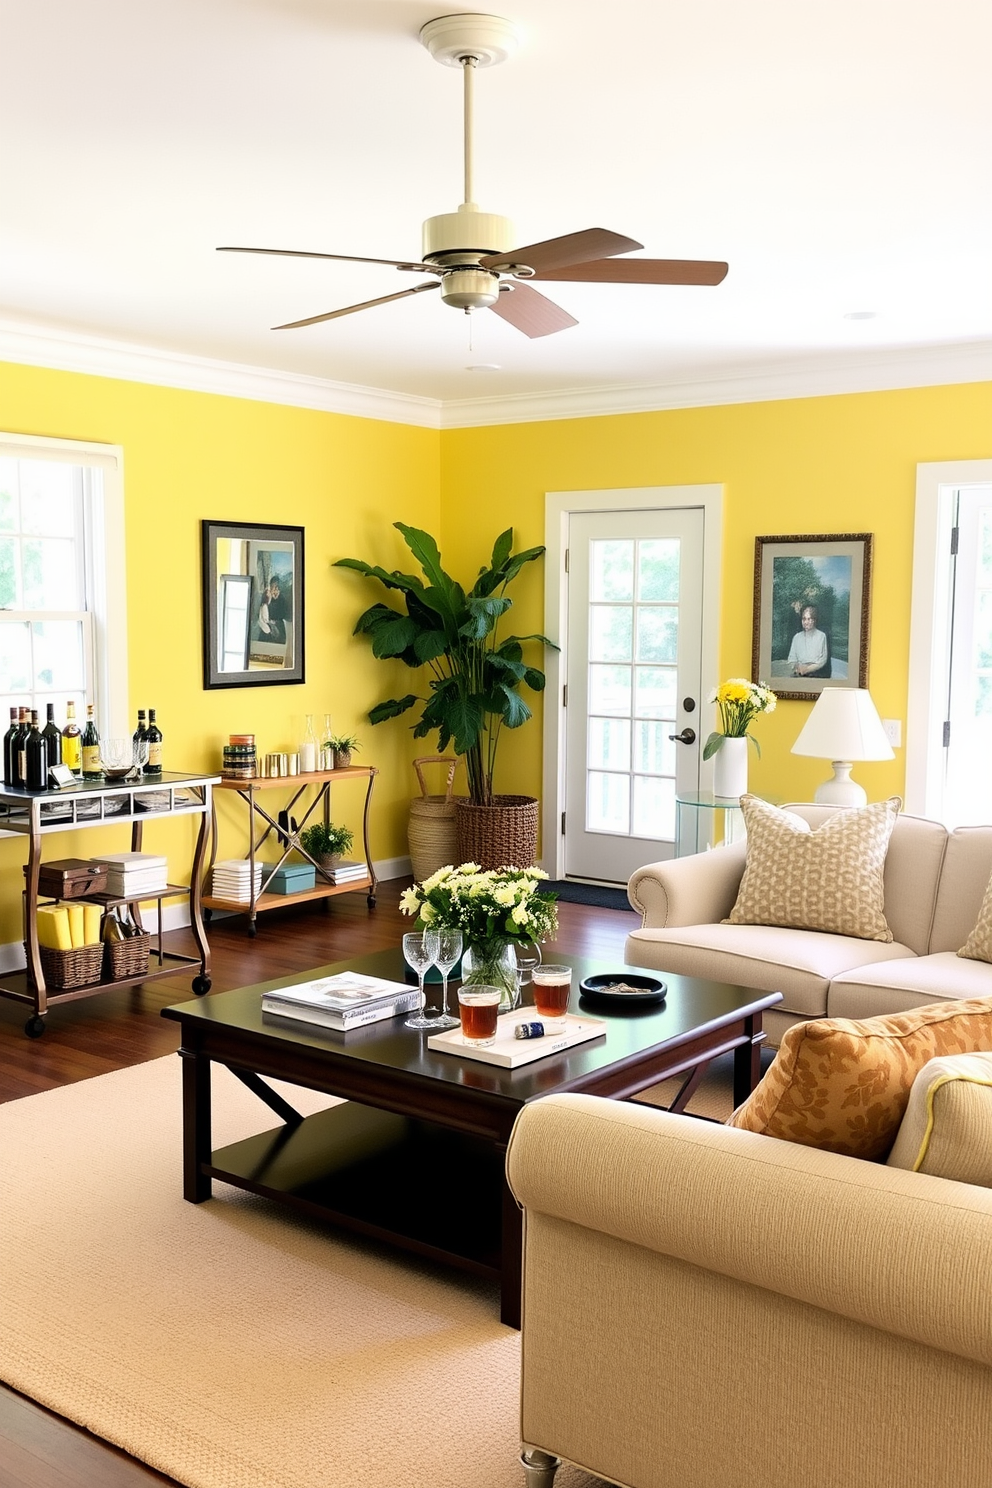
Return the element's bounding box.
[563,508,704,882]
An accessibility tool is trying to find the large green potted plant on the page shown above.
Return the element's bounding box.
[335,523,554,868]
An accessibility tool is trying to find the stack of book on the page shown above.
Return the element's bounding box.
[101,851,169,897]
[261,971,420,1030]
[320,858,368,886]
[210,859,264,902]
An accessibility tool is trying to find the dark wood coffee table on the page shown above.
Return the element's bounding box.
[162,949,779,1327]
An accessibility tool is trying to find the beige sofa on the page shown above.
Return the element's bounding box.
[626,806,992,1046]
[508,1092,992,1488]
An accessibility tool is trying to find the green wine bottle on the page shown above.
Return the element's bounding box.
[81,704,102,779]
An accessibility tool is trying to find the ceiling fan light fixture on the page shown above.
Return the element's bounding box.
[440,267,501,310]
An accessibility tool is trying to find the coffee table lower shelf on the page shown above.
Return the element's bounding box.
[207,1101,503,1282]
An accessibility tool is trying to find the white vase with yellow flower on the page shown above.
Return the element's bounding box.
[704,679,777,798]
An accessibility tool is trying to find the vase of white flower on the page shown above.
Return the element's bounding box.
[400,862,559,1013]
[703,678,777,799]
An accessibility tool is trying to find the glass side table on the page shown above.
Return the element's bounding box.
[674,792,778,857]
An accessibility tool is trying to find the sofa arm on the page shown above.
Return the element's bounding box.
[507,1093,992,1366]
[626,839,747,926]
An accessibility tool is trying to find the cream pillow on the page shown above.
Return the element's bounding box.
[725,795,900,941]
[886,1052,992,1184]
[958,872,992,962]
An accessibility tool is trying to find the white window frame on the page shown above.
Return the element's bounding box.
[906,458,992,819]
[0,432,128,740]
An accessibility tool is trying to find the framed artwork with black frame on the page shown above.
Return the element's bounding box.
[751,533,872,702]
[201,520,305,689]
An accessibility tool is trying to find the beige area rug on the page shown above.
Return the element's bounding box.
[0,1058,604,1488]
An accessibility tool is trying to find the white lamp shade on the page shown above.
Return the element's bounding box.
[791,688,894,762]
[791,688,894,805]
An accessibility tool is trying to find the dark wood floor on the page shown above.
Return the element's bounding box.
[0,879,635,1486]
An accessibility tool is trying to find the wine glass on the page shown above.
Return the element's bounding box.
[403,930,439,1029]
[431,927,462,1029]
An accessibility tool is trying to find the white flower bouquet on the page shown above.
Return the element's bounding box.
[400,862,559,946]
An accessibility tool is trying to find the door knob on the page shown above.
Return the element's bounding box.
[668,728,696,745]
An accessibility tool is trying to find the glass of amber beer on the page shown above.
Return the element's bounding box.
[457,986,502,1047]
[531,964,571,1030]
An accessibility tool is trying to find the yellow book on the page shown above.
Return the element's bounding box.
[66,902,85,948]
[37,905,72,951]
[82,903,102,946]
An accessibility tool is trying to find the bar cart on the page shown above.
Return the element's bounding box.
[0,771,219,1037]
[202,765,378,936]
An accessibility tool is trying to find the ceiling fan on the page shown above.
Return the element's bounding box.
[218,13,728,340]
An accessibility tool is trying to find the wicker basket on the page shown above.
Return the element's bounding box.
[408,756,466,883]
[454,795,539,871]
[29,942,103,990]
[103,932,152,981]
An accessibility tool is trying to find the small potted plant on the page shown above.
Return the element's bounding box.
[330,734,361,769]
[298,821,354,871]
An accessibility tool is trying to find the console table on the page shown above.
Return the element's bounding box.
[202,766,378,935]
[0,771,218,1037]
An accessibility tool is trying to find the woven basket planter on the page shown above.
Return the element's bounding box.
[29,943,103,991]
[454,795,539,872]
[103,932,152,982]
[408,756,466,883]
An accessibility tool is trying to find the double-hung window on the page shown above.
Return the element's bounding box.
[0,434,127,740]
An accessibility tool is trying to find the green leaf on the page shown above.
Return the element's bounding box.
[487,653,526,682]
[334,557,426,597]
[368,695,418,725]
[523,667,546,691]
[496,639,523,663]
[504,631,561,652]
[353,602,400,635]
[702,731,726,761]
[395,523,453,598]
[500,545,546,584]
[459,594,511,640]
[446,694,486,755]
[490,528,513,571]
[499,685,532,728]
[413,629,448,662]
[370,615,419,658]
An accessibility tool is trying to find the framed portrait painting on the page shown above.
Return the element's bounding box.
[201,520,305,688]
[751,533,873,702]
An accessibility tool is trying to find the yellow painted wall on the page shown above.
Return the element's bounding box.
[439,381,992,807]
[0,359,439,945]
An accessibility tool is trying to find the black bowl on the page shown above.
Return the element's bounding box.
[578,972,666,1006]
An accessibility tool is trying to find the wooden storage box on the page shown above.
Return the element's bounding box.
[24,858,109,899]
[28,942,103,990]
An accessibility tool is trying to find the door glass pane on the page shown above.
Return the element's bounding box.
[33,621,86,691]
[0,462,18,532]
[976,589,992,671]
[637,539,680,601]
[0,622,32,692]
[588,717,631,770]
[636,607,678,663]
[633,775,676,839]
[590,604,633,662]
[0,537,17,607]
[20,463,75,535]
[634,720,675,774]
[979,510,992,584]
[634,666,677,719]
[587,771,630,833]
[589,664,631,715]
[591,540,634,602]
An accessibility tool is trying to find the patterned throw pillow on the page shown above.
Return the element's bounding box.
[725,795,901,942]
[728,997,992,1160]
[958,872,992,962]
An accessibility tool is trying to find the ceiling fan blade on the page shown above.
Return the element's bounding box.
[273,281,439,329]
[533,257,729,286]
[480,228,642,275]
[488,282,578,338]
[219,246,434,273]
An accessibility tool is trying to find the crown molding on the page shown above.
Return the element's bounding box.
[0,319,442,429]
[439,339,992,428]
[1,318,990,432]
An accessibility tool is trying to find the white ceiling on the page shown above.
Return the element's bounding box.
[2,0,991,414]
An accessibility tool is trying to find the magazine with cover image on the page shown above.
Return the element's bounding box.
[260,971,412,1013]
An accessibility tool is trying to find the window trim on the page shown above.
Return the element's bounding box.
[907,459,992,819]
[0,431,128,738]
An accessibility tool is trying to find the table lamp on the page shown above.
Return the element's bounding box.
[790,687,894,805]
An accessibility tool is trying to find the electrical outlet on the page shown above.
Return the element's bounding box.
[882,718,902,748]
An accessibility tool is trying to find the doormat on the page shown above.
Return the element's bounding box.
[544,880,635,912]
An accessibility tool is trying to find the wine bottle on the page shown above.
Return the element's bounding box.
[42,703,63,768]
[62,701,82,776]
[132,709,147,767]
[14,708,30,786]
[2,707,18,786]
[25,711,48,790]
[81,704,102,779]
[144,708,162,777]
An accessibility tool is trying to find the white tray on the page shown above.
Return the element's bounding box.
[427,1009,607,1068]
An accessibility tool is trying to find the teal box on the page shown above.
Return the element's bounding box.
[266,864,316,894]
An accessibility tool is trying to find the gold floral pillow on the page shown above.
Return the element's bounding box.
[958,872,992,962]
[725,795,900,941]
[728,997,992,1160]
